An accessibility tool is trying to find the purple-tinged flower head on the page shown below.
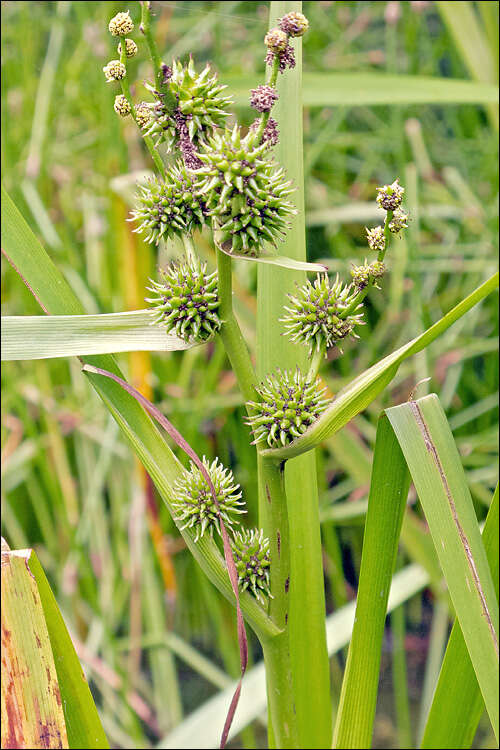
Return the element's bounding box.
[265,43,296,74]
[278,11,309,37]
[351,260,386,291]
[376,178,404,211]
[250,85,279,113]
[365,225,385,253]
[264,27,288,53]
[388,208,408,234]
[250,116,279,147]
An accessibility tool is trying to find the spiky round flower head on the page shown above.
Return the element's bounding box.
[376,178,404,211]
[135,102,153,128]
[195,125,296,256]
[130,164,208,245]
[250,85,279,113]
[246,368,330,448]
[113,94,131,117]
[388,208,408,233]
[108,10,134,36]
[278,11,309,37]
[249,116,279,148]
[231,529,271,603]
[366,225,386,253]
[145,255,221,343]
[351,260,387,291]
[144,58,232,152]
[172,457,245,542]
[103,59,126,82]
[264,27,288,53]
[281,274,364,355]
[117,38,138,58]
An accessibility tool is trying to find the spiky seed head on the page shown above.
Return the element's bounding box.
[249,116,279,148]
[264,28,288,53]
[365,225,385,253]
[351,261,386,290]
[278,11,309,37]
[388,208,408,233]
[113,94,131,117]
[108,10,134,36]
[130,164,208,245]
[144,58,232,151]
[195,125,296,256]
[281,274,364,355]
[103,59,126,82]
[172,457,245,542]
[250,85,279,113]
[246,368,330,448]
[135,102,153,128]
[231,528,271,603]
[146,255,221,343]
[118,38,138,57]
[376,178,404,211]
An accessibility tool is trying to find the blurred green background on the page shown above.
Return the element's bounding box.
[1,2,498,748]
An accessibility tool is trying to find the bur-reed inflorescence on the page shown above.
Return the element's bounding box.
[351,260,386,291]
[103,59,126,82]
[376,178,404,211]
[117,38,138,57]
[246,368,330,447]
[231,528,271,603]
[114,94,131,117]
[146,255,221,343]
[172,457,245,542]
[108,10,134,37]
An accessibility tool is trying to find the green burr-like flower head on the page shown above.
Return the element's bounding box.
[145,58,232,151]
[172,457,245,542]
[231,528,271,603]
[280,274,364,355]
[195,125,296,256]
[246,368,330,448]
[130,164,208,245]
[146,255,221,343]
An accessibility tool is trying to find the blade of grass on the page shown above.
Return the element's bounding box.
[386,395,499,740]
[421,484,499,749]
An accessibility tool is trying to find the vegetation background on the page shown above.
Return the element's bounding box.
[1,1,498,748]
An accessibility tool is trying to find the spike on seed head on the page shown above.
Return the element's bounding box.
[172,457,245,542]
[231,528,271,603]
[108,10,134,37]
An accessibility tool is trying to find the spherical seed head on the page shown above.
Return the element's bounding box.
[264,27,288,53]
[250,85,279,113]
[246,368,330,448]
[388,208,408,233]
[281,274,364,355]
[172,457,245,542]
[146,255,221,343]
[103,59,126,82]
[109,10,134,36]
[249,116,279,148]
[278,11,309,37]
[130,164,208,245]
[376,178,404,211]
[365,225,386,253]
[118,38,138,57]
[135,102,153,128]
[113,94,131,117]
[231,528,271,603]
[144,58,232,151]
[195,125,296,256]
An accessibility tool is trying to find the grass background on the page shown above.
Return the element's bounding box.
[1,1,498,748]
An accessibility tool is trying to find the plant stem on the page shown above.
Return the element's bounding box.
[139,1,176,113]
[181,234,197,265]
[307,342,326,381]
[252,54,280,146]
[216,246,258,406]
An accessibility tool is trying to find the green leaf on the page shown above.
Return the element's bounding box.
[387,396,499,740]
[259,273,499,460]
[217,242,327,273]
[421,484,499,749]
[1,311,195,360]
[332,415,411,749]
[226,73,499,108]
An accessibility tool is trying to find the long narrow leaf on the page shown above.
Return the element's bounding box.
[386,395,499,739]
[1,311,194,360]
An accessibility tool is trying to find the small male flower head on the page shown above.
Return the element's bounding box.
[278,11,309,37]
[365,225,386,253]
[103,59,126,82]
[250,85,279,113]
[118,38,138,58]
[265,42,296,73]
[376,178,404,211]
[264,27,288,53]
[109,10,134,37]
[351,261,386,290]
[114,94,131,117]
[388,208,408,234]
[249,116,279,147]
[135,102,153,128]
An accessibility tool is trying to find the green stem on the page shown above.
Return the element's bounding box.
[216,246,258,406]
[258,455,299,749]
[181,234,197,265]
[139,1,176,113]
[307,342,326,381]
[252,54,281,146]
